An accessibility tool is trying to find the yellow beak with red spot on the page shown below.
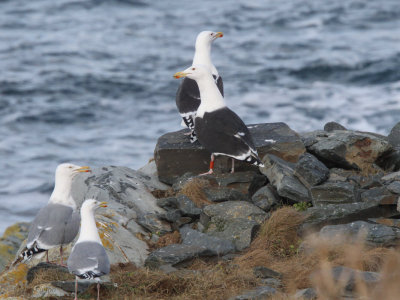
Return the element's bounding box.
[173,71,188,79]
[76,166,91,173]
[215,32,223,38]
[99,202,108,208]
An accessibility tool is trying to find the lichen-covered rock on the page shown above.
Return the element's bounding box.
[203,201,267,225]
[311,182,360,206]
[32,283,71,298]
[251,185,280,211]
[204,187,247,202]
[0,222,29,272]
[205,218,259,251]
[253,266,282,279]
[261,154,310,203]
[319,221,400,247]
[155,122,305,184]
[305,130,392,170]
[294,153,329,187]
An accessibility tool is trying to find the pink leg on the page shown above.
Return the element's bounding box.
[59,246,66,267]
[46,251,49,263]
[75,277,78,300]
[231,158,235,173]
[97,282,100,300]
[200,154,215,176]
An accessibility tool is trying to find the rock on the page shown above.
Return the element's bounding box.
[176,195,203,217]
[253,266,282,279]
[180,226,235,256]
[204,187,247,202]
[294,153,329,187]
[51,280,91,294]
[137,213,172,234]
[382,171,400,182]
[360,187,397,205]
[144,244,211,269]
[303,202,399,231]
[386,181,400,194]
[203,201,267,225]
[305,130,392,170]
[324,121,347,132]
[251,184,280,211]
[205,218,259,251]
[314,266,380,296]
[319,221,400,246]
[377,150,400,172]
[32,283,71,298]
[294,288,317,299]
[155,122,305,184]
[311,182,359,206]
[228,285,276,300]
[388,122,400,148]
[159,209,182,223]
[68,165,171,266]
[369,218,400,228]
[27,262,69,284]
[0,222,29,272]
[260,278,282,288]
[261,154,310,203]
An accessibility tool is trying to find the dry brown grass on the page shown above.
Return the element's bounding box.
[179,178,213,207]
[110,260,259,300]
[155,231,181,249]
[151,188,176,199]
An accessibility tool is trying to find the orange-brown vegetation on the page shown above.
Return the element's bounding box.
[179,178,213,207]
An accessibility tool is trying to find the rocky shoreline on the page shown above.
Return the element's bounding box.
[1,121,400,299]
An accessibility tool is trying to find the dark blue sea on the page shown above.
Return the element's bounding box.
[1,0,400,233]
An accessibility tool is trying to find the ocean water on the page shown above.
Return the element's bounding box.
[0,0,400,233]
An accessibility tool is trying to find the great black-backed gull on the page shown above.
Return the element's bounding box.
[14,163,91,266]
[174,65,264,174]
[67,199,110,300]
[175,31,224,143]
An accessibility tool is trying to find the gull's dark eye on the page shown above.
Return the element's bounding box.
[210,33,213,36]
[192,67,196,70]
[69,166,72,168]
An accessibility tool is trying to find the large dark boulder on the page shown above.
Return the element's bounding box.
[154,122,305,184]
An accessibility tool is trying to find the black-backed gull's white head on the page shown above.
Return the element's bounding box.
[173,65,212,81]
[195,31,223,47]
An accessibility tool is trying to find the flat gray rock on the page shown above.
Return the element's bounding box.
[229,285,276,300]
[144,244,211,269]
[388,122,400,148]
[155,122,305,184]
[319,221,400,246]
[253,266,282,279]
[311,181,359,206]
[204,187,247,202]
[180,226,235,256]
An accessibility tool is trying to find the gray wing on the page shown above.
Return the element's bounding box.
[27,204,79,249]
[68,242,110,278]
